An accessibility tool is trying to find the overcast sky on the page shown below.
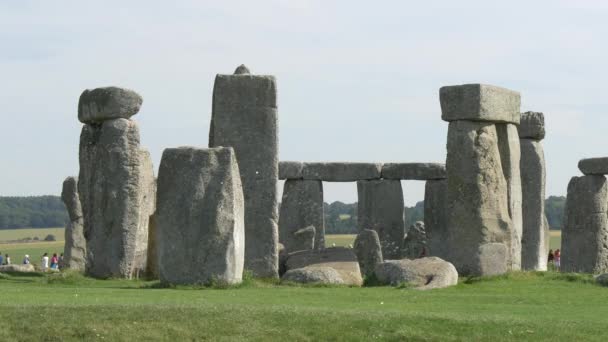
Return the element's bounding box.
[1,0,607,205]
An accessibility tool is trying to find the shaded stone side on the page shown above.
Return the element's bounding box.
[209,70,279,278]
[520,139,548,271]
[61,176,86,271]
[278,180,324,252]
[353,229,383,278]
[146,213,159,279]
[403,221,427,259]
[440,84,521,124]
[424,179,448,259]
[302,162,382,181]
[156,147,245,285]
[579,158,608,175]
[78,119,155,279]
[562,175,608,274]
[357,179,405,259]
[381,163,446,180]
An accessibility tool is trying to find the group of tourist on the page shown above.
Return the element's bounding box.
[548,249,561,269]
[0,253,10,265]
[0,251,63,270]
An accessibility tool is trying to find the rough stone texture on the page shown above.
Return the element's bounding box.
[78,87,143,124]
[518,111,545,140]
[278,180,324,252]
[156,147,245,285]
[293,226,316,251]
[146,213,159,279]
[357,179,405,259]
[302,162,382,182]
[424,180,448,259]
[440,84,521,124]
[285,247,363,286]
[281,267,345,285]
[403,222,428,259]
[374,257,458,290]
[520,139,548,271]
[381,163,446,180]
[209,70,278,278]
[562,175,608,274]
[234,64,250,75]
[445,120,514,276]
[578,158,608,175]
[353,229,383,278]
[278,243,287,276]
[61,176,86,271]
[0,264,36,273]
[279,161,304,180]
[79,119,155,279]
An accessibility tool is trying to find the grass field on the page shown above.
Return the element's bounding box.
[0,271,606,341]
[0,228,65,267]
[0,227,64,242]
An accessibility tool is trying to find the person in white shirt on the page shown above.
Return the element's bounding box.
[23,255,30,265]
[41,253,49,271]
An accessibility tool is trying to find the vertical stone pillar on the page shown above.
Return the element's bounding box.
[209,65,279,278]
[279,179,324,252]
[424,179,447,259]
[357,179,405,259]
[440,84,522,275]
[519,112,548,271]
[77,87,156,279]
[61,176,86,271]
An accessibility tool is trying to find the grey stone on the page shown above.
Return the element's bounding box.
[156,147,245,285]
[578,158,608,175]
[381,163,446,180]
[78,87,143,124]
[79,119,155,279]
[520,139,548,271]
[562,175,608,274]
[61,176,86,271]
[424,179,448,259]
[209,69,278,278]
[596,273,608,287]
[303,162,382,182]
[440,84,520,124]
[374,257,458,290]
[146,213,159,279]
[445,120,514,276]
[278,243,288,276]
[293,226,316,251]
[353,229,383,278]
[518,111,545,140]
[0,264,36,273]
[403,222,428,259]
[234,64,250,75]
[357,179,405,259]
[285,247,363,286]
[477,243,508,276]
[279,161,304,180]
[281,267,345,285]
[279,179,324,252]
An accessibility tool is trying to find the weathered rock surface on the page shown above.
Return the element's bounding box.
[381,163,446,180]
[353,229,383,278]
[578,158,608,175]
[403,222,428,259]
[78,87,143,124]
[281,267,345,285]
[562,175,608,274]
[477,243,508,275]
[357,179,405,259]
[79,119,155,279]
[156,147,245,285]
[424,179,448,259]
[518,111,545,140]
[0,264,36,273]
[209,69,279,278]
[302,162,382,182]
[233,64,250,75]
[279,161,304,180]
[374,257,458,290]
[61,176,86,271]
[293,226,316,251]
[285,247,363,286]
[440,84,521,124]
[146,213,159,279]
[520,139,548,271]
[279,180,324,252]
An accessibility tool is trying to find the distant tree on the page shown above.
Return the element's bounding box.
[545,196,566,230]
[44,234,56,241]
[0,196,68,229]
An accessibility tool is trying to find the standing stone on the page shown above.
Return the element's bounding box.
[562,175,608,274]
[279,180,324,252]
[403,221,427,259]
[146,213,159,279]
[156,147,245,285]
[519,112,548,271]
[78,118,155,279]
[61,176,86,271]
[424,179,447,259]
[353,229,383,278]
[293,226,316,251]
[442,84,521,275]
[209,66,278,278]
[357,179,405,259]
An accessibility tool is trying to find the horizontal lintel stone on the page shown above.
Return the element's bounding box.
[440,84,521,124]
[279,161,304,180]
[381,163,446,180]
[578,157,608,175]
[519,111,545,140]
[302,162,382,182]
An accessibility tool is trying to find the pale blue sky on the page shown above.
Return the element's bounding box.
[1,0,607,205]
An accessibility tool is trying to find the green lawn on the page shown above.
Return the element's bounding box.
[0,271,605,341]
[0,227,65,242]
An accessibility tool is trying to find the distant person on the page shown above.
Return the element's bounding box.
[548,249,554,266]
[41,253,49,271]
[50,253,59,270]
[554,249,561,270]
[5,254,10,265]
[0,253,3,265]
[23,254,30,265]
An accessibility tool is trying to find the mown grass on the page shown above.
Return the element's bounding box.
[0,271,606,341]
[0,227,64,242]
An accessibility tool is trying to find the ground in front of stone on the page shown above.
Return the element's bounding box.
[0,271,605,341]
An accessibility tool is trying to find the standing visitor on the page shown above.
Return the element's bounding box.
[0,253,3,265]
[554,249,561,270]
[5,254,11,265]
[548,249,554,269]
[41,253,49,272]
[50,253,59,270]
[23,255,30,265]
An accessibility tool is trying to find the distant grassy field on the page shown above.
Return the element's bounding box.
[0,227,64,242]
[0,228,65,267]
